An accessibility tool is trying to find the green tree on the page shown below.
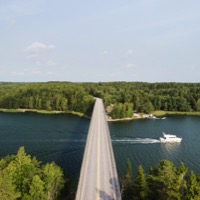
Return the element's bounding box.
[45,100,52,111]
[132,92,140,111]
[0,147,65,200]
[61,98,68,111]
[133,165,147,200]
[184,171,200,200]
[144,102,154,114]
[28,175,46,200]
[124,102,134,117]
[121,159,134,200]
[6,147,37,197]
[43,162,65,200]
[110,103,133,119]
[147,160,181,200]
[110,103,121,119]
[195,99,200,111]
[152,96,162,110]
[177,97,191,112]
[177,162,188,198]
[0,172,20,200]
[28,97,34,109]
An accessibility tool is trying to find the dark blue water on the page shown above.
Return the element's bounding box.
[0,113,200,182]
[110,116,200,177]
[0,112,89,181]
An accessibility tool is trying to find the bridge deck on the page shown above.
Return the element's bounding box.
[76,98,121,200]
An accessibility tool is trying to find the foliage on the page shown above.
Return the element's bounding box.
[184,171,200,200]
[133,165,147,200]
[0,82,94,116]
[121,159,134,200]
[0,147,65,200]
[147,160,181,200]
[122,160,200,200]
[110,103,133,119]
[1,82,200,118]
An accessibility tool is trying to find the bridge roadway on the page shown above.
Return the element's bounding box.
[75,98,121,200]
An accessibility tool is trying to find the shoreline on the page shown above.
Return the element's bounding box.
[107,111,200,122]
[106,113,149,122]
[0,108,84,117]
[1,108,200,121]
[106,117,138,122]
[152,110,200,117]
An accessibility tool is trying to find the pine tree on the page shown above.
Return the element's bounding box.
[147,160,181,200]
[177,162,188,199]
[133,165,147,200]
[121,159,134,200]
[43,162,65,200]
[12,147,37,196]
[184,170,200,200]
[0,147,65,200]
[0,172,20,200]
[29,175,46,200]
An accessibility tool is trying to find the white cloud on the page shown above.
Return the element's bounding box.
[125,63,135,69]
[25,42,55,54]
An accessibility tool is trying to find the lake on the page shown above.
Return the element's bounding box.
[0,112,200,184]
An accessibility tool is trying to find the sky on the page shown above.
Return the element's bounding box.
[0,0,200,82]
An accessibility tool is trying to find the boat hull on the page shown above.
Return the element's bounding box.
[160,137,182,143]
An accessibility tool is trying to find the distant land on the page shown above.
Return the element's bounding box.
[0,81,200,119]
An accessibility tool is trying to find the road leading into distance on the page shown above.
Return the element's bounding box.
[76,98,121,200]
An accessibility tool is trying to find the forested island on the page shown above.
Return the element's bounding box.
[1,82,200,119]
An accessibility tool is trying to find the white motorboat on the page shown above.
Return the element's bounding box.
[147,114,157,119]
[147,114,166,120]
[160,132,182,143]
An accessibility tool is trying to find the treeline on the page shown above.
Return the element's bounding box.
[82,82,200,115]
[0,147,65,200]
[0,82,94,115]
[121,159,200,200]
[1,82,200,118]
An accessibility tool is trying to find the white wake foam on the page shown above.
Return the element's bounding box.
[112,138,160,144]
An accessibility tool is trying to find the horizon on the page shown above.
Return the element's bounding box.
[1,0,200,82]
[1,80,200,84]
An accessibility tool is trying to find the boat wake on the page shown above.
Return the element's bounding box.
[112,138,160,144]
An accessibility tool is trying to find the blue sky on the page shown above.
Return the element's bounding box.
[0,0,200,82]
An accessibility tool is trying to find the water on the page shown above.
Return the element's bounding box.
[110,116,200,177]
[0,112,89,181]
[0,113,200,182]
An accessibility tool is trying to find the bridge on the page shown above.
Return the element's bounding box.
[76,98,121,200]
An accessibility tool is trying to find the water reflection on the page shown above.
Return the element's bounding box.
[160,143,181,157]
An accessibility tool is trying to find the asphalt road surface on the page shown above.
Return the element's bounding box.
[76,98,121,200]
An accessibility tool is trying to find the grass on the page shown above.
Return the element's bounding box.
[153,110,200,117]
[0,108,23,113]
[0,108,84,117]
[1,108,200,119]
